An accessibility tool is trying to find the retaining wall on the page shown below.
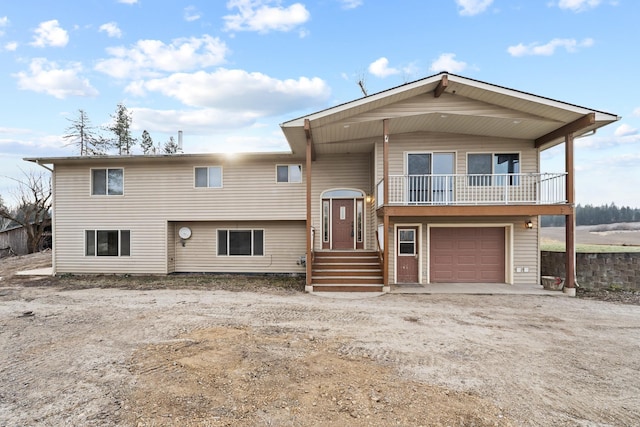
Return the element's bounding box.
[541,251,640,291]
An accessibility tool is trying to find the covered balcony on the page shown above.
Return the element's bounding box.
[376,172,567,207]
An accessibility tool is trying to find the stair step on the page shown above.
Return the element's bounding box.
[311,251,383,293]
[312,277,383,285]
[313,270,380,277]
[312,284,384,292]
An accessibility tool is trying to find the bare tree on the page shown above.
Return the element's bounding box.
[0,170,52,253]
[63,109,106,155]
[0,195,11,230]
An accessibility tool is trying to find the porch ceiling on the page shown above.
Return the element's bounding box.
[281,72,619,156]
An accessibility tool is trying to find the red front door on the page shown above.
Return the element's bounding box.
[397,227,419,283]
[331,199,354,249]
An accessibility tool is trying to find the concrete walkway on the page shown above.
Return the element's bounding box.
[391,282,567,295]
[15,267,53,276]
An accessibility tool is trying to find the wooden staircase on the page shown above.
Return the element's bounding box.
[311,251,384,292]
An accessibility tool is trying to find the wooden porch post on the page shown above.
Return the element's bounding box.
[565,133,576,291]
[305,119,313,289]
[383,119,390,287]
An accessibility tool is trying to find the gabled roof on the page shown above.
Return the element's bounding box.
[280,72,619,156]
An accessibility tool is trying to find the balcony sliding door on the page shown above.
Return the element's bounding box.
[407,153,454,204]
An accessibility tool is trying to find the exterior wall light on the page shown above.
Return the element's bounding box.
[525,220,534,229]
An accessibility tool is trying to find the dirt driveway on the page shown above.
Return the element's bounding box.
[1,254,639,426]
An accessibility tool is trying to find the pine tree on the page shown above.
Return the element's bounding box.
[162,136,181,154]
[140,130,155,155]
[108,103,136,155]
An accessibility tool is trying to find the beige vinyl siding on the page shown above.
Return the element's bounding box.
[173,221,305,274]
[388,216,539,285]
[375,131,538,183]
[53,156,306,274]
[310,153,373,251]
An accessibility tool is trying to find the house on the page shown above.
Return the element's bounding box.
[26,72,618,292]
[0,219,52,256]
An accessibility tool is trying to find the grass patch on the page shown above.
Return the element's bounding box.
[541,242,640,253]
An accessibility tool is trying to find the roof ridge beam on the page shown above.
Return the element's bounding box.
[434,75,448,98]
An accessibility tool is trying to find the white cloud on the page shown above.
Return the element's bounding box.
[118,0,138,4]
[95,35,229,79]
[455,0,493,16]
[556,0,601,12]
[126,68,330,116]
[575,132,640,149]
[4,41,18,51]
[223,0,310,33]
[368,57,400,78]
[340,0,363,9]
[614,123,638,137]
[99,22,122,38]
[30,20,69,48]
[184,6,202,22]
[14,58,98,99]
[507,38,594,56]
[130,107,263,134]
[0,16,8,36]
[429,53,468,73]
[633,107,640,117]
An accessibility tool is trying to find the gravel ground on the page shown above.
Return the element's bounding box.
[1,252,639,426]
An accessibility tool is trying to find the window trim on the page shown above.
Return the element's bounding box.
[90,168,124,196]
[85,229,130,257]
[194,166,223,189]
[276,164,302,183]
[217,229,265,257]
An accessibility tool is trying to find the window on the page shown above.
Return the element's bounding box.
[217,229,264,256]
[322,200,329,242]
[398,229,415,255]
[467,153,520,186]
[85,230,130,256]
[407,153,454,203]
[276,165,302,183]
[92,168,123,195]
[195,166,222,188]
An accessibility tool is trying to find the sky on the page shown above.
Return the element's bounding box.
[0,0,639,207]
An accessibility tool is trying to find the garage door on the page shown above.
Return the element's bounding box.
[430,227,505,283]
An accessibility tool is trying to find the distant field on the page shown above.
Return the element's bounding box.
[541,223,640,252]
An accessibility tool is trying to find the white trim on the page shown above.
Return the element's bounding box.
[393,223,422,285]
[320,188,367,251]
[282,73,619,128]
[216,228,265,257]
[194,165,223,189]
[90,167,125,197]
[426,223,514,285]
[275,164,303,183]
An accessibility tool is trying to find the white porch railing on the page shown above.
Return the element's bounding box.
[376,173,567,207]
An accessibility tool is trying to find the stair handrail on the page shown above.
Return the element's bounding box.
[375,229,384,265]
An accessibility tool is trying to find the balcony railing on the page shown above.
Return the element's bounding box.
[376,173,567,207]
